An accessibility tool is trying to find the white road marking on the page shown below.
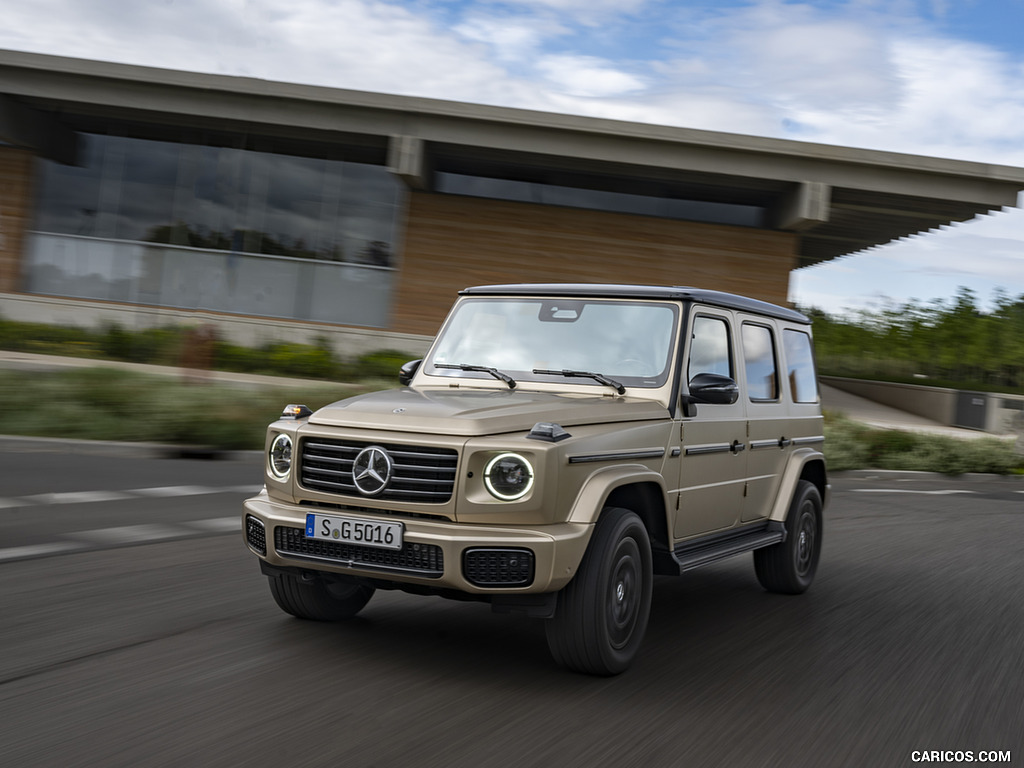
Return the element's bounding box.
[0,542,87,561]
[131,485,218,497]
[0,498,32,510]
[0,484,259,510]
[70,524,184,545]
[0,516,243,562]
[182,517,241,533]
[22,490,133,505]
[852,489,978,495]
[226,485,264,494]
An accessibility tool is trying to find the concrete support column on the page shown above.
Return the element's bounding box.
[387,135,430,190]
[0,146,34,294]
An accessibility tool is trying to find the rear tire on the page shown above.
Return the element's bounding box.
[268,571,375,621]
[754,480,822,594]
[545,507,652,676]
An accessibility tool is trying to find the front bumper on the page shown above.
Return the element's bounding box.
[242,490,592,594]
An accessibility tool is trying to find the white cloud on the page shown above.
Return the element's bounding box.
[536,54,646,97]
[487,0,653,25]
[454,13,564,62]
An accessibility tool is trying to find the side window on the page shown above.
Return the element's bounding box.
[742,323,779,401]
[688,315,733,381]
[783,329,818,403]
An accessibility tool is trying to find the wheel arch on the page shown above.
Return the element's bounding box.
[769,449,829,522]
[567,466,669,548]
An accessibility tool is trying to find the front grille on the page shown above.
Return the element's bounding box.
[245,515,266,555]
[300,438,458,504]
[275,526,444,578]
[463,548,535,587]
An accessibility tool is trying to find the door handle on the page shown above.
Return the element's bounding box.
[730,440,746,454]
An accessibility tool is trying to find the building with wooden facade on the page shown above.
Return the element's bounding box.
[2,49,1023,354]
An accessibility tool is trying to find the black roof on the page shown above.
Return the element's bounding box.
[460,283,811,324]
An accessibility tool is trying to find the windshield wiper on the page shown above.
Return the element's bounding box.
[533,368,626,395]
[435,363,516,389]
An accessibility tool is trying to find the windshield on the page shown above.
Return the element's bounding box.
[426,298,679,389]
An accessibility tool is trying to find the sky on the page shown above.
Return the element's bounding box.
[2,0,1024,315]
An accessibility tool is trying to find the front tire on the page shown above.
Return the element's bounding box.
[267,571,375,621]
[754,480,822,594]
[545,507,653,676]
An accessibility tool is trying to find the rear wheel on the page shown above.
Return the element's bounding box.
[267,571,375,621]
[545,507,653,676]
[754,480,822,594]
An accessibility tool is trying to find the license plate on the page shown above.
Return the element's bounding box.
[304,513,403,550]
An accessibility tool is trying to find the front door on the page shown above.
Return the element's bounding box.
[672,309,748,541]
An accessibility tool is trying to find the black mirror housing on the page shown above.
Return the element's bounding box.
[687,372,739,405]
[399,359,422,386]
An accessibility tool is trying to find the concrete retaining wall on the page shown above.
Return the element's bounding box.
[822,375,1024,436]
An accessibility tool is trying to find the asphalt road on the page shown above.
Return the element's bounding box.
[0,443,1022,768]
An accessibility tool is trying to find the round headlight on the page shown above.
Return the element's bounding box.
[269,433,293,479]
[484,453,534,501]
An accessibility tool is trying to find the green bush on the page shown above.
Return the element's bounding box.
[823,412,1023,475]
[352,349,411,381]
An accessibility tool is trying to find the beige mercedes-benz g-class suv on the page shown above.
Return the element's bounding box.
[243,283,828,675]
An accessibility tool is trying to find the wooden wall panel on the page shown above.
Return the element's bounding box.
[392,192,798,335]
[0,147,33,294]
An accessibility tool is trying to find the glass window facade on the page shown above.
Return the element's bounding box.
[27,132,405,327]
[33,133,402,265]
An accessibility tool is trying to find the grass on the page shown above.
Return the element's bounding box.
[0,367,373,451]
[2,367,1022,474]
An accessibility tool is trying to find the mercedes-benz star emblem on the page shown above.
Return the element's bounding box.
[352,446,393,496]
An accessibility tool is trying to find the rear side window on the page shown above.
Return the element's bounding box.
[688,316,733,381]
[742,324,778,401]
[783,330,818,403]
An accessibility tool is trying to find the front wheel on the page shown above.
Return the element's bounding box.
[754,480,823,594]
[267,571,375,621]
[545,507,653,676]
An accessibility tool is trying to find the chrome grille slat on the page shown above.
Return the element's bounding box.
[300,438,458,504]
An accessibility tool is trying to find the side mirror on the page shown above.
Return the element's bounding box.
[687,372,739,405]
[399,359,422,386]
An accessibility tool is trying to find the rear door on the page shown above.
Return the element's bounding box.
[738,317,789,521]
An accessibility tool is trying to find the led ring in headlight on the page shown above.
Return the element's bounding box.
[484,453,534,501]
[269,433,293,479]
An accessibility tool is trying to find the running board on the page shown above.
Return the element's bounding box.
[669,521,786,573]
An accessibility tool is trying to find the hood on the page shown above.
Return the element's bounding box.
[309,387,669,436]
